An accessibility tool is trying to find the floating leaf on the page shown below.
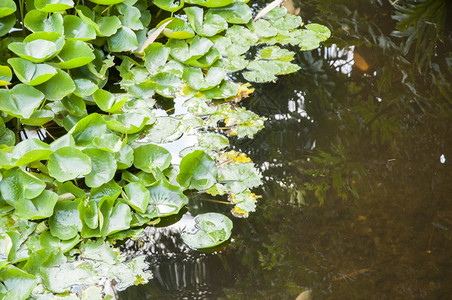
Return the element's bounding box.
[185,6,228,37]
[152,72,182,97]
[144,42,169,75]
[48,200,82,240]
[248,18,277,38]
[7,58,57,86]
[123,182,150,213]
[137,116,182,144]
[229,190,258,217]
[88,0,125,4]
[218,162,262,193]
[305,23,331,41]
[117,3,144,30]
[0,14,15,37]
[76,5,121,37]
[92,89,128,113]
[0,84,44,118]
[0,168,46,205]
[177,150,217,190]
[105,113,149,134]
[206,2,252,24]
[90,180,122,201]
[158,17,195,39]
[102,201,132,236]
[167,36,213,64]
[269,12,302,31]
[183,66,226,91]
[57,40,95,69]
[63,15,96,41]
[133,144,172,173]
[243,60,280,82]
[143,179,188,219]
[12,138,52,166]
[182,212,232,249]
[254,0,283,21]
[0,265,37,300]
[73,78,98,98]
[186,0,234,8]
[47,147,92,182]
[0,64,12,85]
[21,109,54,126]
[62,95,88,117]
[83,148,117,188]
[14,190,58,220]
[0,0,16,18]
[108,26,139,52]
[92,133,123,153]
[153,0,184,12]
[115,144,134,169]
[69,113,108,147]
[23,10,64,33]
[35,68,75,100]
[35,0,74,12]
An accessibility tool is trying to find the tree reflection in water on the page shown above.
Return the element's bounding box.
[120,0,452,298]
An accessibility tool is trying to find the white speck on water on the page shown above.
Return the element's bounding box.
[440,154,446,164]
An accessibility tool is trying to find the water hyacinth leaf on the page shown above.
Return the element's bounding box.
[115,144,134,169]
[123,182,150,213]
[182,212,232,249]
[0,84,44,118]
[108,26,139,52]
[0,168,46,205]
[47,147,92,182]
[177,150,217,190]
[0,64,12,85]
[23,10,63,33]
[117,3,144,30]
[48,200,82,240]
[144,42,169,75]
[218,162,262,193]
[158,17,195,39]
[7,58,57,86]
[35,69,75,100]
[83,148,117,188]
[93,89,127,113]
[21,109,54,126]
[138,116,182,144]
[0,265,37,300]
[14,190,58,220]
[207,2,252,24]
[143,179,188,219]
[69,113,108,147]
[229,190,258,218]
[57,40,95,69]
[35,0,74,12]
[63,15,96,41]
[153,0,184,13]
[133,144,172,173]
[12,138,52,166]
[186,0,234,8]
[183,66,226,91]
[184,6,228,37]
[0,0,16,18]
[105,113,149,134]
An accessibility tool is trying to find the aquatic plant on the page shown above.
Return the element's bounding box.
[0,0,329,297]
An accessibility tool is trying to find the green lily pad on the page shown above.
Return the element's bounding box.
[57,40,95,69]
[0,168,46,205]
[23,10,64,33]
[217,162,262,193]
[92,89,128,113]
[0,0,16,18]
[186,0,234,8]
[69,113,108,147]
[7,58,57,85]
[83,148,117,188]
[0,265,37,300]
[158,17,195,39]
[35,0,74,12]
[108,26,139,52]
[167,36,213,63]
[105,113,149,134]
[0,14,15,37]
[14,190,58,220]
[183,66,226,91]
[248,18,277,38]
[115,144,134,169]
[0,84,44,118]
[143,179,188,219]
[182,212,232,249]
[137,116,182,144]
[206,2,252,24]
[117,3,144,30]
[61,94,88,117]
[185,6,228,37]
[123,182,150,213]
[0,64,11,85]
[73,78,98,98]
[243,60,280,82]
[151,72,182,97]
[48,200,82,240]
[47,147,92,182]
[88,0,125,4]
[92,133,123,153]
[21,109,54,126]
[144,42,169,75]
[35,68,75,100]
[229,189,257,218]
[76,5,121,37]
[177,150,217,190]
[39,230,80,253]
[133,144,172,173]
[153,0,184,13]
[63,15,96,41]
[12,138,52,166]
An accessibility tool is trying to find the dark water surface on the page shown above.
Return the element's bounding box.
[120,0,452,298]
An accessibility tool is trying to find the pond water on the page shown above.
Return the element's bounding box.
[120,0,452,299]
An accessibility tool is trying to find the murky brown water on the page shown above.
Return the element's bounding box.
[120,0,452,299]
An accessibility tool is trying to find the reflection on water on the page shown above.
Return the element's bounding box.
[120,0,452,298]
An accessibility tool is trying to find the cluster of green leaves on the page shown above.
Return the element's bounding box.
[0,0,329,297]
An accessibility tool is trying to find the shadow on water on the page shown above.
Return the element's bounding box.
[120,0,452,298]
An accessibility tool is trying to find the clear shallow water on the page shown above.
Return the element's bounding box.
[120,0,452,298]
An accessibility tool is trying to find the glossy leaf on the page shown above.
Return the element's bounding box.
[0,265,37,300]
[21,109,54,126]
[123,182,150,213]
[57,40,95,69]
[186,0,234,8]
[83,148,117,188]
[137,116,182,144]
[115,144,134,169]
[0,168,46,205]
[185,6,228,37]
[158,17,195,39]
[153,0,184,13]
[108,26,139,52]
[73,78,98,98]
[69,113,108,147]
[206,2,252,24]
[177,150,217,190]
[63,15,96,41]
[144,42,169,75]
[105,113,149,134]
[133,144,172,173]
[182,212,232,249]
[0,84,44,118]
[76,5,121,37]
[35,0,74,12]
[183,66,226,91]
[7,58,57,86]
[0,14,15,37]
[92,133,123,153]
[229,190,257,217]
[48,200,82,240]
[14,190,58,220]
[8,38,60,63]
[23,10,63,33]
[0,0,16,18]
[0,64,11,85]
[143,179,188,219]
[47,147,92,182]
[12,138,52,166]
[167,36,213,63]
[117,3,144,30]
[93,89,128,113]
[35,68,75,100]
[88,0,125,4]
[217,162,262,193]
[62,95,88,117]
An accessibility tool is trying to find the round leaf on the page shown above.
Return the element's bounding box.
[48,200,82,240]
[206,2,252,24]
[63,15,96,41]
[144,179,188,219]
[105,113,149,134]
[186,0,234,8]
[92,89,127,113]
[35,68,75,100]
[12,138,52,166]
[83,148,117,188]
[123,182,150,213]
[14,190,58,220]
[0,168,46,205]
[0,84,44,118]
[108,26,138,52]
[24,10,64,33]
[8,58,57,86]
[48,147,92,182]
[158,17,195,39]
[0,0,16,18]
[133,144,172,173]
[153,0,184,12]
[57,40,95,69]
[177,150,217,190]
